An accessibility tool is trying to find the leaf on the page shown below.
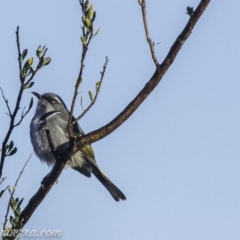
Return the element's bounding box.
[76,77,82,89]
[36,45,47,58]
[36,45,41,58]
[24,81,34,90]
[16,198,24,210]
[27,57,34,66]
[23,57,34,70]
[81,35,88,46]
[96,81,101,92]
[10,197,15,208]
[25,67,33,77]
[0,186,9,198]
[93,27,101,38]
[8,141,14,153]
[21,49,28,62]
[8,147,17,156]
[92,11,96,23]
[27,97,34,112]
[88,91,94,101]
[21,67,33,78]
[41,57,51,66]
[84,0,89,10]
[80,96,84,111]
[83,18,91,28]
[86,4,94,20]
[10,215,15,225]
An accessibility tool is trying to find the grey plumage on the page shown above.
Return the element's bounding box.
[30,92,126,201]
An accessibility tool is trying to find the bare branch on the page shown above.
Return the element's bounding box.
[16,26,24,83]
[139,0,159,67]
[3,153,31,230]
[73,57,109,124]
[0,87,12,117]
[0,177,7,185]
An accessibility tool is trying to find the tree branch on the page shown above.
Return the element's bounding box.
[16,0,210,236]
[68,0,96,138]
[0,27,25,180]
[138,0,159,66]
[3,154,31,231]
[72,0,211,153]
[73,56,109,124]
[0,87,12,117]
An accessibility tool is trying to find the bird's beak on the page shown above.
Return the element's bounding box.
[31,92,42,100]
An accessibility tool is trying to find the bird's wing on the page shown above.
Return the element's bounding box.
[58,112,97,162]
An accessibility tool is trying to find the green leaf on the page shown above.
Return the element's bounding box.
[16,198,24,211]
[21,49,28,62]
[36,45,47,58]
[41,57,51,66]
[80,96,84,111]
[84,0,89,10]
[23,57,34,70]
[24,81,34,90]
[86,4,94,20]
[88,91,94,101]
[8,147,17,156]
[76,77,82,88]
[83,18,91,28]
[93,27,101,38]
[81,35,88,46]
[27,57,33,66]
[96,81,101,92]
[10,197,15,208]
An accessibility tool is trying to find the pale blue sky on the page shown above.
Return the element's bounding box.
[1,0,240,239]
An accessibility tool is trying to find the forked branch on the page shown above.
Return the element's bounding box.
[16,1,210,238]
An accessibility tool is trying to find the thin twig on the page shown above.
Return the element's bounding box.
[73,57,109,124]
[0,27,43,179]
[0,27,25,180]
[14,104,32,127]
[3,153,31,230]
[16,26,24,82]
[139,0,159,67]
[0,87,12,117]
[0,177,7,185]
[68,0,95,138]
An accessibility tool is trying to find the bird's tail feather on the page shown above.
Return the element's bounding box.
[93,169,126,201]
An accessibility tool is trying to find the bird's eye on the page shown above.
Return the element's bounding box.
[51,100,57,104]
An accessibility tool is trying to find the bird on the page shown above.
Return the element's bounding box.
[30,92,126,201]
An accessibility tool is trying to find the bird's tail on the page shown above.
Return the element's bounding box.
[93,168,126,201]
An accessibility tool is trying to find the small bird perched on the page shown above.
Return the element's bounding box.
[30,92,126,201]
